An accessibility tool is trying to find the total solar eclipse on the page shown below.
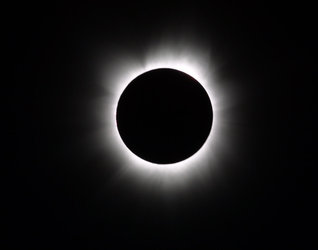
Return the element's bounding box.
[116,68,213,164]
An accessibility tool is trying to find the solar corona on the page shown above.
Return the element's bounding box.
[96,41,233,190]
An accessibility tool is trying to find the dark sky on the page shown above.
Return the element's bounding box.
[8,2,315,249]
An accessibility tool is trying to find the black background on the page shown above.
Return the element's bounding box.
[8,2,315,249]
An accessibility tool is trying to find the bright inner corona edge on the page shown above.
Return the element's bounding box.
[99,43,227,189]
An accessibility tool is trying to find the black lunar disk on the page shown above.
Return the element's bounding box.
[116,68,213,164]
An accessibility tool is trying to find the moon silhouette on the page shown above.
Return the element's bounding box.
[116,68,213,164]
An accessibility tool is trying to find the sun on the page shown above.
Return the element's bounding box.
[95,39,233,191]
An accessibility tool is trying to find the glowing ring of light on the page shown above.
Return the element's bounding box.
[98,42,231,190]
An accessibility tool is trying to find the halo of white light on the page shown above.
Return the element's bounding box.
[96,40,234,191]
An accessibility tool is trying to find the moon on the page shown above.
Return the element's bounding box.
[116,68,213,164]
